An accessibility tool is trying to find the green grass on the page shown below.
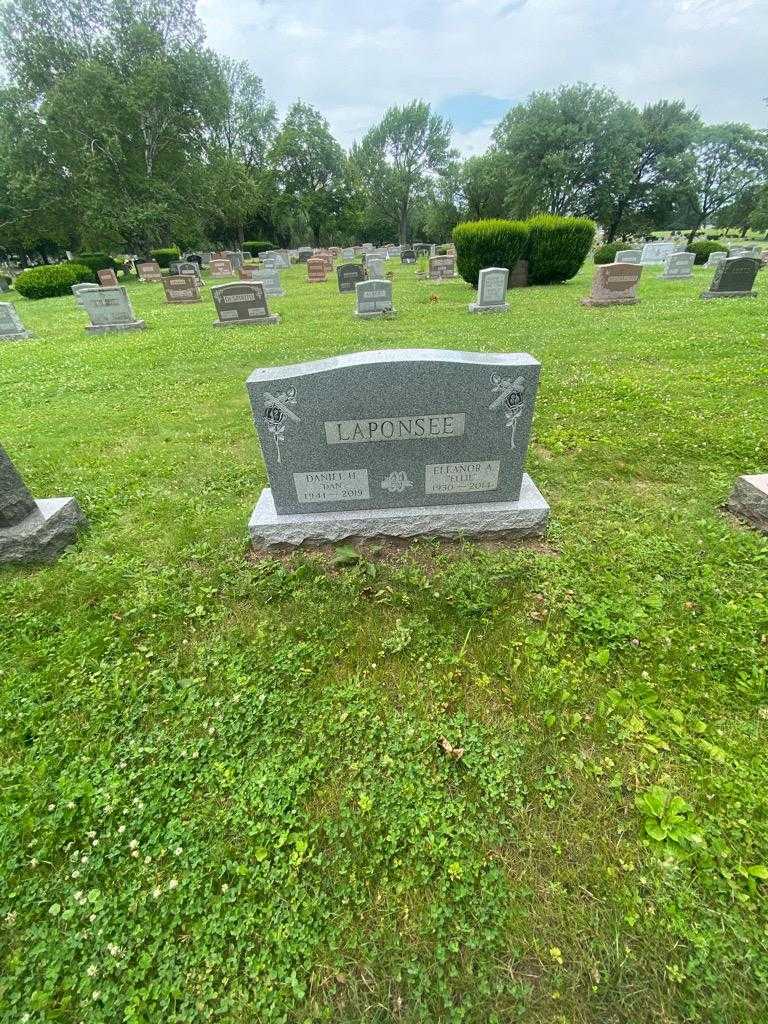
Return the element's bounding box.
[1,259,767,1024]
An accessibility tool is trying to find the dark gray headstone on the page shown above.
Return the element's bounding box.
[297,247,313,263]
[355,279,395,317]
[508,259,529,288]
[337,264,365,293]
[401,249,416,264]
[162,275,201,304]
[212,282,279,327]
[0,444,37,526]
[726,474,768,534]
[701,256,759,299]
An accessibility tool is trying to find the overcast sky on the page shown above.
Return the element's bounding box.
[198,0,766,154]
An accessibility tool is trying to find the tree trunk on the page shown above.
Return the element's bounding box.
[686,218,702,246]
[399,207,408,244]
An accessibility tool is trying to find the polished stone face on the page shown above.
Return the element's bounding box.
[707,256,760,294]
[477,267,509,306]
[661,252,695,278]
[245,349,541,515]
[212,282,270,323]
[0,443,37,526]
[337,264,365,292]
[355,279,393,314]
[80,286,139,326]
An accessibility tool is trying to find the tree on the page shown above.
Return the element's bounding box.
[677,124,768,243]
[351,101,456,243]
[269,101,347,245]
[459,152,508,221]
[492,84,637,220]
[598,100,701,241]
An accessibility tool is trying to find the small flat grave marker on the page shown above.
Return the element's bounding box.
[659,251,695,279]
[212,282,279,327]
[355,279,395,318]
[97,268,119,287]
[470,267,509,313]
[0,301,31,341]
[163,275,201,304]
[581,263,642,307]
[700,256,759,299]
[245,348,549,547]
[137,261,162,283]
[337,264,365,293]
[307,258,327,283]
[80,286,145,333]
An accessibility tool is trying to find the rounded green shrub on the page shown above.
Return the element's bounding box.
[149,247,181,268]
[14,262,94,300]
[452,219,530,287]
[593,242,621,265]
[243,240,277,255]
[687,240,728,265]
[76,252,119,275]
[525,214,596,284]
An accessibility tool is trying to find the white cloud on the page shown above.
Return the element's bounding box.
[197,0,768,151]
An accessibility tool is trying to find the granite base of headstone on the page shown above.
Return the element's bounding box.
[0,444,87,563]
[700,256,759,299]
[245,349,549,548]
[725,474,768,534]
[469,267,509,313]
[581,263,642,306]
[212,282,279,327]
[0,301,32,341]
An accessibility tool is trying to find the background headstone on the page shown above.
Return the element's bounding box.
[210,258,234,278]
[297,247,313,263]
[0,443,87,563]
[701,256,759,299]
[307,257,327,283]
[429,255,456,281]
[137,261,162,283]
[470,267,509,313]
[212,282,279,327]
[581,263,642,306]
[508,259,529,288]
[97,268,119,287]
[162,275,201,304]
[615,250,642,264]
[80,286,145,332]
[640,241,676,265]
[0,301,32,341]
[401,248,416,264]
[247,268,284,297]
[365,257,385,280]
[705,251,727,268]
[355,279,395,317]
[337,264,365,293]
[245,349,549,546]
[660,251,696,279]
[726,474,768,534]
[72,283,100,307]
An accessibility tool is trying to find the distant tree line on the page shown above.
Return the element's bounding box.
[1,0,767,257]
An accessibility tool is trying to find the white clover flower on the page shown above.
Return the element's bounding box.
[168,879,178,890]
[131,850,139,859]
[128,840,138,850]
[67,801,76,810]
[174,847,182,856]
[48,804,55,811]
[117,825,126,835]
[221,883,229,893]
[87,964,98,977]
[91,990,101,1001]
[30,858,38,868]
[107,943,121,956]
[152,887,161,899]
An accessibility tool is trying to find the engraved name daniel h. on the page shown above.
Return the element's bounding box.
[325,413,465,444]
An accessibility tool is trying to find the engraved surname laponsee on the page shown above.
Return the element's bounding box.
[325,413,465,445]
[294,469,370,503]
[425,461,500,495]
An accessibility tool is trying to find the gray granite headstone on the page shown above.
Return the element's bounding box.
[212,282,279,327]
[659,251,695,279]
[297,247,313,263]
[705,250,727,268]
[80,286,145,333]
[0,278,9,293]
[245,268,284,297]
[640,242,675,265]
[0,301,32,341]
[72,283,100,307]
[365,257,385,281]
[725,474,768,534]
[0,443,87,563]
[615,250,641,264]
[701,256,759,299]
[355,279,395,317]
[337,264,365,293]
[470,267,509,313]
[244,349,548,546]
[341,248,355,261]
[581,263,642,306]
[177,261,201,280]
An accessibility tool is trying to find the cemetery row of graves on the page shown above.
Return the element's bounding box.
[0,231,766,1021]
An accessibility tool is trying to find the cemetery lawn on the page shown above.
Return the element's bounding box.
[2,260,767,1024]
